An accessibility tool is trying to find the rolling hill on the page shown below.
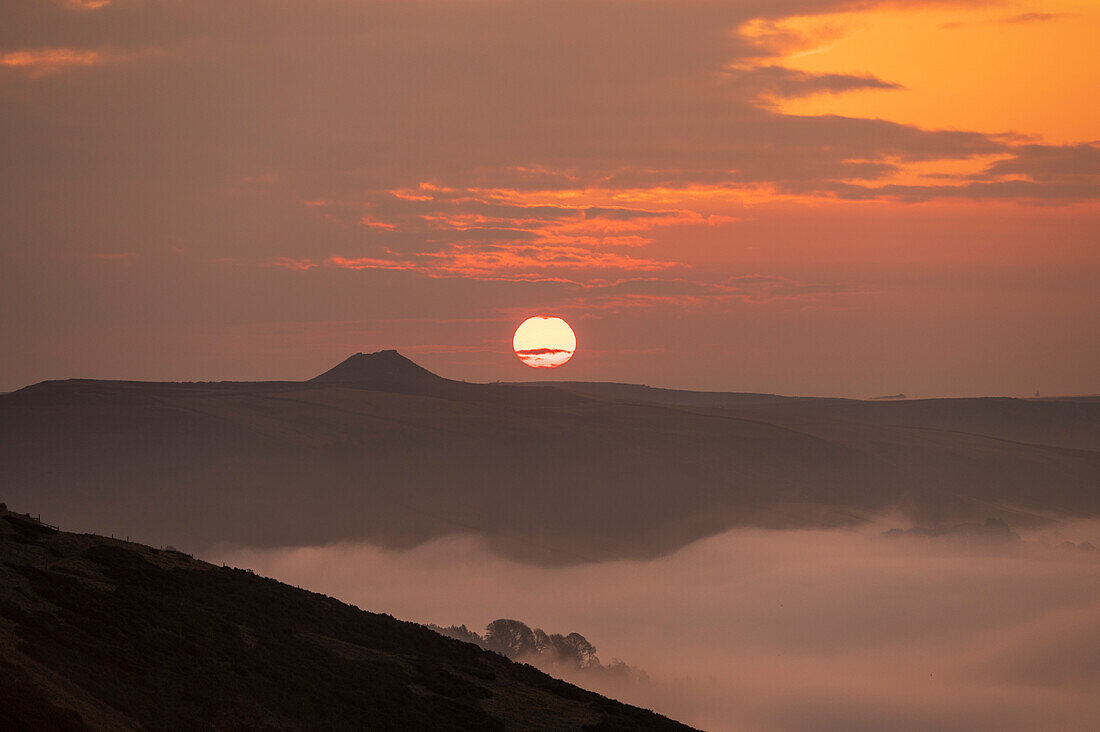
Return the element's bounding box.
[1,351,1097,563]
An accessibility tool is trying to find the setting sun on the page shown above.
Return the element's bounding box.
[513,316,576,368]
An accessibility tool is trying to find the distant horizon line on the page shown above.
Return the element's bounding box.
[3,348,1096,403]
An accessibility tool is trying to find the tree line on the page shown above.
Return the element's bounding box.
[425,618,647,681]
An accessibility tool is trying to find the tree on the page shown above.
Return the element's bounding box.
[561,632,599,668]
[543,632,598,668]
[425,624,484,646]
[484,619,537,658]
[533,628,550,655]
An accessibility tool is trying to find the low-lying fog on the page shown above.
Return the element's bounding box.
[214,519,1100,731]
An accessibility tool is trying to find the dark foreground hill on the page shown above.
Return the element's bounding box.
[0,508,692,732]
[1,351,1098,562]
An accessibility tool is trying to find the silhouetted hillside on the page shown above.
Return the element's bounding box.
[508,381,800,408]
[1,353,1098,563]
[8,350,579,408]
[0,507,693,731]
[513,382,1100,451]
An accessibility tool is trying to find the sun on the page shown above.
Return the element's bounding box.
[512,316,576,369]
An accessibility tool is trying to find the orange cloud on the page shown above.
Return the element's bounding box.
[279,147,1096,290]
[414,204,706,247]
[1,48,104,77]
[263,256,318,271]
[420,244,677,276]
[390,190,434,202]
[389,182,455,201]
[321,245,677,280]
[360,216,397,231]
[324,256,411,271]
[290,184,736,281]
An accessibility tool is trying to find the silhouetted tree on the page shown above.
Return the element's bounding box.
[425,624,484,646]
[484,619,537,658]
[425,619,643,679]
[562,632,599,668]
[542,632,598,668]
[604,658,649,682]
[533,628,550,655]
[544,633,570,664]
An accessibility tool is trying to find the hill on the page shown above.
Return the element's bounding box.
[1,352,1098,563]
[312,350,450,389]
[517,381,1100,451]
[0,506,693,731]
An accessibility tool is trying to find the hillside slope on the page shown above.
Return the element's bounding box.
[520,382,1100,452]
[0,508,693,731]
[1,352,1098,563]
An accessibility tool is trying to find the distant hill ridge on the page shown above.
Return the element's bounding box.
[9,350,584,406]
[2,352,1098,563]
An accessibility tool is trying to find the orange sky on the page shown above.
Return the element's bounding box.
[767,0,1099,145]
[0,0,1096,396]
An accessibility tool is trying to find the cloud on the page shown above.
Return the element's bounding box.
[1000,12,1068,25]
[515,348,571,356]
[262,256,317,271]
[2,0,1092,306]
[801,180,1099,204]
[552,273,871,312]
[360,216,397,231]
[325,244,680,279]
[325,255,410,271]
[770,143,1100,201]
[726,65,904,101]
[0,0,1079,220]
[980,143,1100,182]
[942,12,1069,29]
[0,48,104,76]
[287,187,703,279]
[247,254,865,312]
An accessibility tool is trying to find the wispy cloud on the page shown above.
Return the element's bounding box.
[0,48,105,77]
[942,12,1069,29]
[322,245,678,279]
[262,256,317,271]
[556,274,871,313]
[287,186,706,280]
[724,65,904,103]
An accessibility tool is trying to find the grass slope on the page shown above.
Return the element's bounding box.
[0,509,694,731]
